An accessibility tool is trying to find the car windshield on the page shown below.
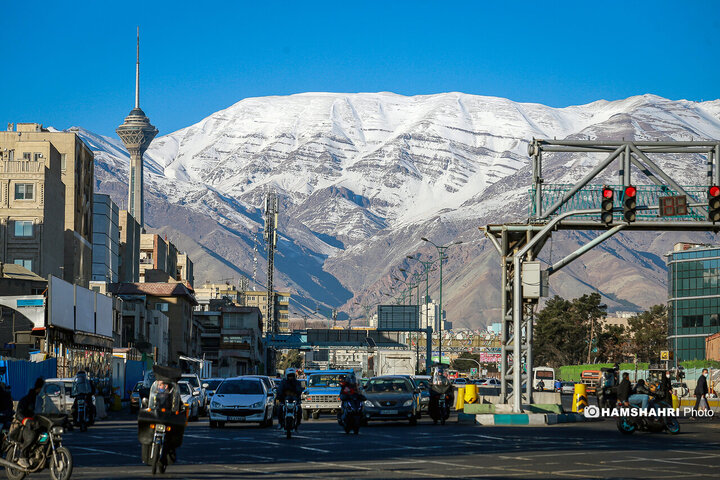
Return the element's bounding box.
[216,380,263,395]
[133,382,143,392]
[178,383,192,396]
[204,380,222,390]
[308,374,344,387]
[182,376,199,388]
[367,378,411,393]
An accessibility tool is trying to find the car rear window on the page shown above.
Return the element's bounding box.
[182,376,199,388]
[216,380,263,395]
[367,379,411,393]
[204,380,222,390]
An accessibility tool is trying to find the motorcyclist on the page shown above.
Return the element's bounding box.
[629,378,650,409]
[429,367,454,423]
[277,368,304,429]
[71,370,95,425]
[338,372,365,424]
[142,378,182,465]
[14,377,45,469]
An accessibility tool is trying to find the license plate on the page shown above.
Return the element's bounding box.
[382,409,398,415]
[228,416,245,421]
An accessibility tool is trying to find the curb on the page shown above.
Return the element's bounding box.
[459,412,586,425]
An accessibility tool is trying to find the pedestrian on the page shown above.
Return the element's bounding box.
[692,368,709,419]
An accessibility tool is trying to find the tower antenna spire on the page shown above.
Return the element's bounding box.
[135,26,140,108]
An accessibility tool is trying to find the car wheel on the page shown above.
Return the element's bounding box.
[312,411,320,420]
[302,410,309,421]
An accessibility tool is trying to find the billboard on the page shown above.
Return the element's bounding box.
[95,294,113,338]
[49,276,74,330]
[75,287,95,333]
[377,305,419,331]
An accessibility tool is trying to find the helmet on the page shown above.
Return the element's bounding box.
[285,368,297,381]
[345,372,357,385]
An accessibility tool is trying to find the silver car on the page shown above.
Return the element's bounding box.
[178,381,200,421]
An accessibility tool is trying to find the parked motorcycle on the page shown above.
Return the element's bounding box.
[280,398,299,439]
[1,414,73,480]
[429,392,452,425]
[616,399,680,435]
[339,397,363,434]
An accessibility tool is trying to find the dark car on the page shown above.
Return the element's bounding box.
[362,376,419,425]
[130,381,149,413]
[201,378,224,399]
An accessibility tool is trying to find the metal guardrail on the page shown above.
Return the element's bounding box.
[530,184,707,220]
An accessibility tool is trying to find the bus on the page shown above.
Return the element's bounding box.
[532,367,555,391]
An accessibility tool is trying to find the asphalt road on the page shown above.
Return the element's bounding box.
[23,413,720,479]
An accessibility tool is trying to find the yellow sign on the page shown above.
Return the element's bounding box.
[660,350,670,361]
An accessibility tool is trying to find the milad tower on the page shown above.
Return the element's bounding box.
[116,27,158,228]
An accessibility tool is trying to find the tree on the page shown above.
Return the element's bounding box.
[451,352,480,373]
[276,349,303,372]
[596,324,630,363]
[627,305,668,362]
[534,293,608,367]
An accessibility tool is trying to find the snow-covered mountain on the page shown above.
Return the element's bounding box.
[80,92,720,328]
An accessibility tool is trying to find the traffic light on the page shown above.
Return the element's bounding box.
[623,185,637,222]
[709,185,720,222]
[601,186,614,225]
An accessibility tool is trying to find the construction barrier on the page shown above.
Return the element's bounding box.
[572,383,588,413]
[456,387,465,410]
[0,358,58,400]
[672,393,680,410]
[464,383,478,404]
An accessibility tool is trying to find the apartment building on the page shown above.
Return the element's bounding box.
[0,123,94,286]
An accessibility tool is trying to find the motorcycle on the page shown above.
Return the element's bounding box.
[616,399,680,435]
[138,405,187,475]
[281,398,299,439]
[1,415,73,480]
[429,392,452,425]
[72,396,91,432]
[339,397,363,434]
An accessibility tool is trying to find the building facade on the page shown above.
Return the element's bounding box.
[241,290,290,333]
[118,210,141,283]
[91,194,120,283]
[667,243,720,361]
[176,253,194,288]
[0,123,94,286]
[0,141,65,279]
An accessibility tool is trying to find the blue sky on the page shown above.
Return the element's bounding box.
[1,0,718,137]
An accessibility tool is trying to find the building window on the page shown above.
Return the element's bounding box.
[14,220,33,237]
[14,183,34,200]
[22,152,31,161]
[13,259,32,270]
[156,303,169,312]
[34,152,42,161]
[60,154,66,170]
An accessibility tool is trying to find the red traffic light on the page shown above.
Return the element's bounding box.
[624,186,637,197]
[602,188,613,199]
[710,185,720,197]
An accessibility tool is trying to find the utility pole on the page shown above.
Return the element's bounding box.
[264,190,279,336]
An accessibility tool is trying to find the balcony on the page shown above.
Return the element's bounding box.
[0,161,44,173]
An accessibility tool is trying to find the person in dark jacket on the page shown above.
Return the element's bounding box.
[657,371,673,403]
[617,373,632,404]
[277,368,304,429]
[693,368,709,416]
[15,377,45,468]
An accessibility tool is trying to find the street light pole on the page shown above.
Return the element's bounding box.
[421,238,462,366]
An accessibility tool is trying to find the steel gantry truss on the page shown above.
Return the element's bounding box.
[483,139,720,413]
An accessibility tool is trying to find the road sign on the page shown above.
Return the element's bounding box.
[377,305,419,330]
[470,367,478,376]
[660,350,671,360]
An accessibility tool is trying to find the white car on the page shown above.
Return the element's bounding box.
[560,382,576,395]
[181,373,207,414]
[178,381,200,421]
[209,377,274,428]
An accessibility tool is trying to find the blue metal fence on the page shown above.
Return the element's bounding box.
[124,360,145,399]
[0,358,58,401]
